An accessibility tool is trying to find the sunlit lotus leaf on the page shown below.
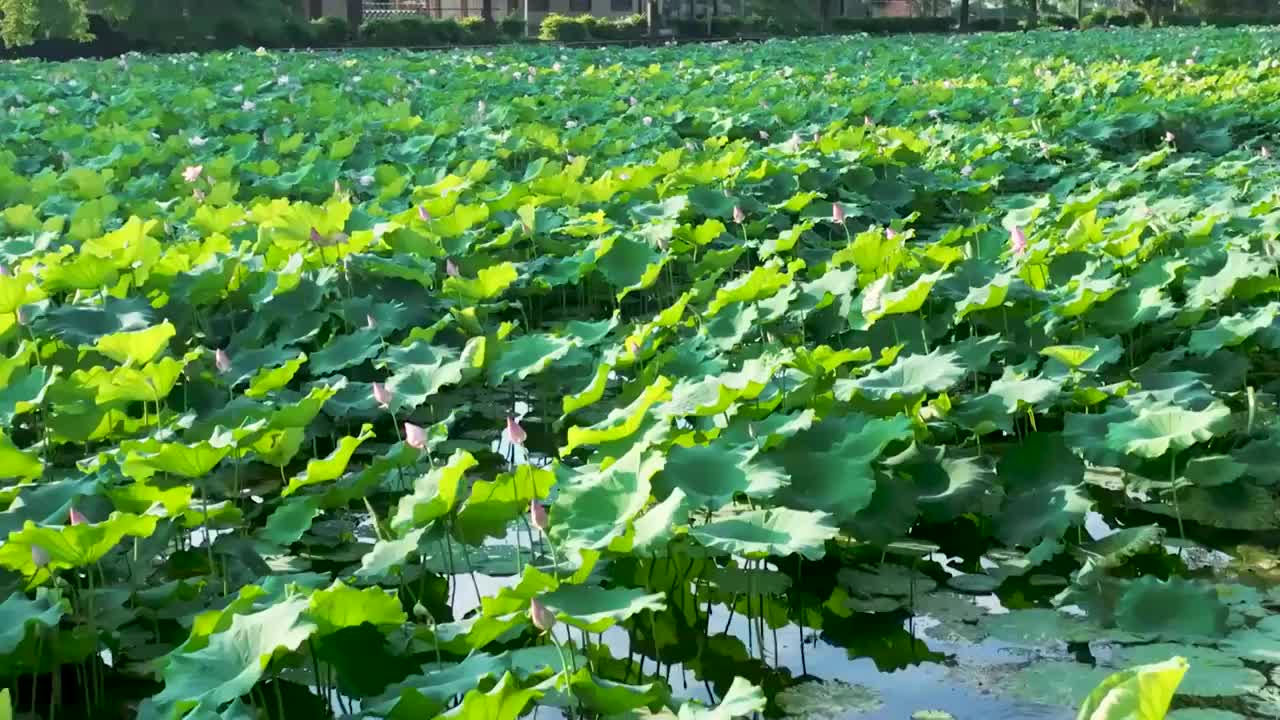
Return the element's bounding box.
[391,450,476,531]
[837,350,964,402]
[355,528,427,580]
[630,487,691,554]
[245,351,307,398]
[281,424,374,497]
[456,466,555,543]
[563,377,671,455]
[443,262,518,302]
[149,598,316,718]
[93,321,176,366]
[1115,576,1229,639]
[550,446,662,553]
[706,263,792,316]
[307,580,406,636]
[676,677,765,720]
[540,584,665,633]
[659,355,780,418]
[1076,656,1187,720]
[0,433,42,480]
[1040,344,1098,368]
[690,507,836,560]
[363,648,566,718]
[986,368,1061,412]
[0,512,158,575]
[442,673,539,720]
[562,361,611,417]
[1105,402,1231,458]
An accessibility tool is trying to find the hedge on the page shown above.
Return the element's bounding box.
[538,14,647,42]
[833,17,954,33]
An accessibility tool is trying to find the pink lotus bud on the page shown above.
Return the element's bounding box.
[182,165,203,184]
[733,207,746,225]
[629,96,638,106]
[31,544,50,568]
[310,227,325,245]
[832,203,846,224]
[530,597,556,632]
[445,258,460,278]
[642,116,653,127]
[864,115,874,127]
[885,228,897,240]
[192,188,206,203]
[1010,226,1027,255]
[1164,131,1176,144]
[0,265,10,277]
[404,422,427,450]
[69,508,88,525]
[1261,146,1270,159]
[505,415,527,446]
[214,348,231,374]
[626,338,639,355]
[530,500,549,532]
[961,164,974,177]
[418,205,431,222]
[759,130,769,141]
[372,382,392,409]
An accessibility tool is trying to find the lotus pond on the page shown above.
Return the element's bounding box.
[2,25,1280,720]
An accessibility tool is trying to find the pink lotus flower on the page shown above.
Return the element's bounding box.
[1010,226,1027,255]
[530,500,549,532]
[758,130,769,141]
[310,227,325,245]
[832,203,846,224]
[505,415,526,447]
[31,544,50,568]
[192,188,206,203]
[418,206,431,222]
[404,422,427,450]
[214,348,231,374]
[372,382,392,409]
[885,228,897,240]
[642,116,653,127]
[733,207,746,225]
[1164,131,1176,144]
[445,258,460,278]
[69,508,88,526]
[182,165,203,184]
[530,597,556,632]
[626,338,640,355]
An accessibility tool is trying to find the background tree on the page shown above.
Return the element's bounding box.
[0,0,297,48]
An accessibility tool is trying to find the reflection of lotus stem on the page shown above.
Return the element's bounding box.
[362,497,384,541]
[1170,452,1185,553]
[457,529,483,605]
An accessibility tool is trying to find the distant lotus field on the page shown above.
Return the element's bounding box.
[1,27,1280,720]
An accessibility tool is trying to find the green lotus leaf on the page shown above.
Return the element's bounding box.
[837,350,964,402]
[120,437,232,481]
[1,688,9,720]
[777,680,882,718]
[0,477,100,537]
[383,341,469,410]
[1105,402,1231,458]
[150,597,316,718]
[659,355,780,418]
[0,432,42,481]
[0,512,158,576]
[1223,614,1280,664]
[1139,481,1278,531]
[979,608,1105,646]
[442,672,539,720]
[1071,525,1166,585]
[677,677,765,720]
[307,328,383,375]
[307,580,406,636]
[630,487,691,554]
[690,507,836,561]
[1182,454,1246,488]
[363,647,566,717]
[245,351,307,398]
[443,262,518,302]
[996,433,1092,547]
[654,441,787,510]
[539,585,665,633]
[563,668,662,715]
[0,589,66,655]
[1040,345,1098,368]
[1186,250,1272,309]
[1166,711,1247,720]
[1076,656,1187,720]
[839,564,938,597]
[356,528,427,580]
[1108,644,1264,698]
[1115,576,1229,639]
[876,270,945,318]
[391,450,476,531]
[0,366,55,429]
[562,361,611,417]
[987,368,1061,412]
[258,496,321,547]
[997,660,1114,708]
[455,465,555,544]
[773,413,913,523]
[281,424,374,497]
[92,321,176,366]
[550,446,663,553]
[487,333,573,386]
[706,263,793,316]
[563,377,671,455]
[1188,302,1279,356]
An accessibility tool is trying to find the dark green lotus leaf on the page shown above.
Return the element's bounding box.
[996,433,1092,547]
[549,446,662,553]
[539,584,665,633]
[1108,644,1263,698]
[0,589,67,655]
[1115,576,1229,639]
[836,350,964,402]
[363,647,565,718]
[654,441,787,510]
